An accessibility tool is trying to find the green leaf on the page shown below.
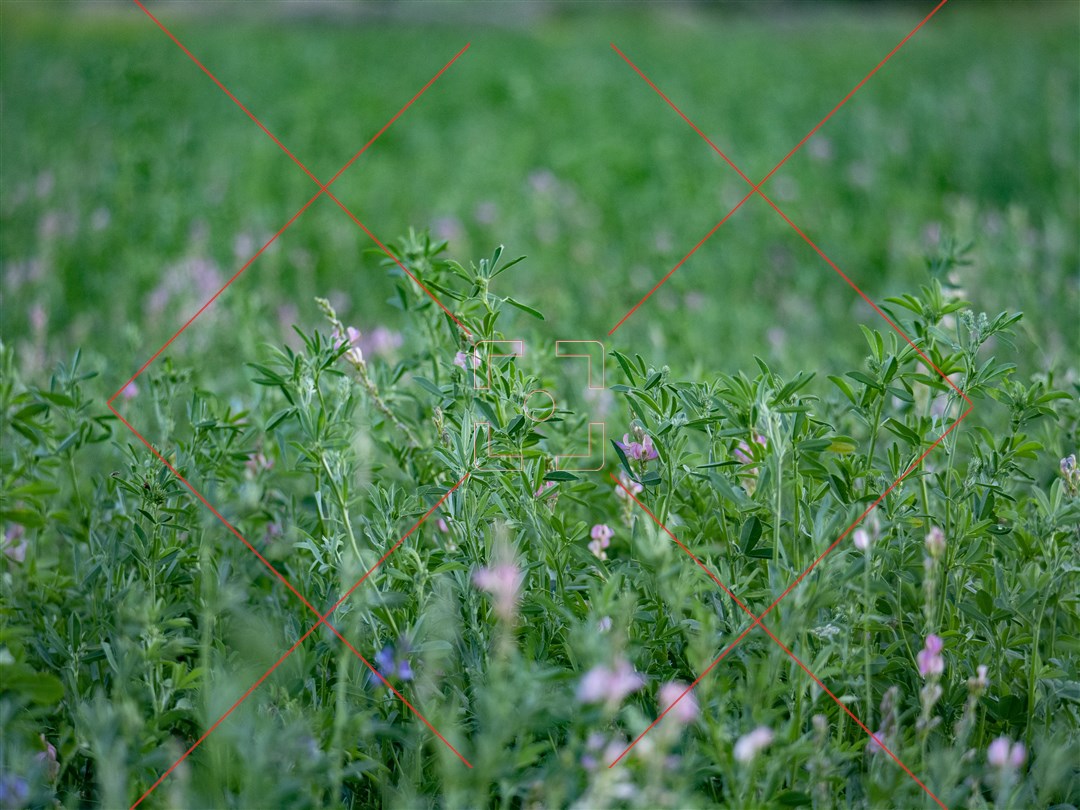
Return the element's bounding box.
[543,471,579,482]
[504,297,544,320]
[740,515,762,553]
[846,371,882,391]
[413,377,446,398]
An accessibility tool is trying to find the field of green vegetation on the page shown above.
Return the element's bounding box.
[2,1,1078,808]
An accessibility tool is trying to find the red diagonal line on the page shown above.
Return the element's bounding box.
[608,0,951,334]
[107,190,321,405]
[130,622,321,809]
[114,13,469,405]
[753,405,973,627]
[131,0,471,336]
[608,408,969,808]
[613,34,976,412]
[756,623,948,809]
[610,473,754,615]
[128,466,473,807]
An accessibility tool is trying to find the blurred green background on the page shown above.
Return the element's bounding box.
[2,0,1077,389]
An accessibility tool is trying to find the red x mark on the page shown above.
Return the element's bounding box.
[110,3,475,805]
[603,3,970,808]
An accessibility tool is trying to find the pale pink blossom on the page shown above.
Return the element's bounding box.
[733,726,774,763]
[436,517,449,533]
[658,681,699,725]
[987,736,1026,769]
[576,658,644,706]
[472,563,523,620]
[917,634,945,678]
[597,616,612,632]
[614,470,643,500]
[588,524,613,560]
[121,381,139,400]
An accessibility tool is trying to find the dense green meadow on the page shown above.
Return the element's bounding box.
[2,1,1078,808]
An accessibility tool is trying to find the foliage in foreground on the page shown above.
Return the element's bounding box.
[2,233,1079,809]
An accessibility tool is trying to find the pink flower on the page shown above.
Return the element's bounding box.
[436,517,450,533]
[121,381,139,400]
[658,681,698,725]
[576,658,644,706]
[916,634,945,678]
[588,524,614,560]
[472,563,523,620]
[534,480,556,498]
[614,470,643,500]
[454,350,480,370]
[597,616,612,632]
[590,524,613,543]
[733,726,774,763]
[3,524,26,563]
[987,736,1026,769]
[616,433,658,462]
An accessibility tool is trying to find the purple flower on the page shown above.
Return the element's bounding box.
[616,433,658,462]
[436,517,450,533]
[0,773,29,805]
[120,381,139,400]
[3,524,26,563]
[987,736,1026,769]
[916,634,945,678]
[925,525,946,558]
[577,658,644,706]
[373,641,414,684]
[35,734,58,781]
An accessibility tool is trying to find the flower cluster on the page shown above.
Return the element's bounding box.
[916,634,945,678]
[987,736,1026,769]
[333,325,365,366]
[588,524,613,560]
